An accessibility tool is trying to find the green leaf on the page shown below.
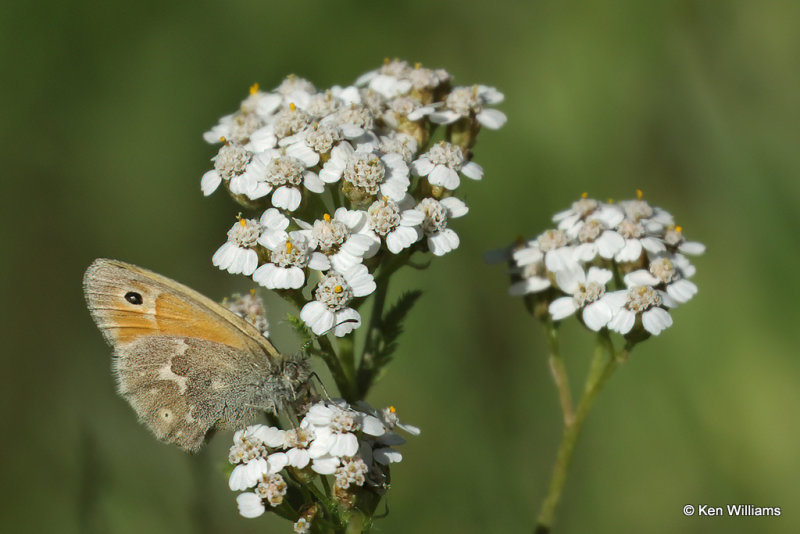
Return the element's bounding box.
[286,312,313,345]
[374,290,423,366]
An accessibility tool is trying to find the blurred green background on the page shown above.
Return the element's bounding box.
[3,0,799,532]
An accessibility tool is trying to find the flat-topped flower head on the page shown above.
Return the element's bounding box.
[379,133,418,163]
[212,218,261,276]
[604,285,676,336]
[301,90,342,119]
[202,141,255,196]
[429,85,507,129]
[618,190,674,233]
[663,225,706,255]
[386,96,436,125]
[204,85,267,144]
[300,265,376,336]
[365,196,423,254]
[549,267,614,331]
[204,109,264,146]
[253,75,317,118]
[509,243,552,296]
[411,141,483,190]
[555,194,624,235]
[297,209,375,272]
[408,64,450,93]
[225,291,270,337]
[281,122,344,165]
[324,103,375,138]
[355,59,414,98]
[335,458,369,489]
[535,229,577,272]
[242,150,324,210]
[623,254,699,304]
[571,219,625,262]
[228,398,417,520]
[270,103,312,140]
[614,218,665,262]
[320,143,410,202]
[416,197,468,256]
[253,234,328,290]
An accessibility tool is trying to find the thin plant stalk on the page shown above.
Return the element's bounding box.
[534,331,630,534]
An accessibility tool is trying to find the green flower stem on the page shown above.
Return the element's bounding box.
[316,335,355,401]
[344,511,369,534]
[355,250,409,399]
[355,276,390,399]
[534,331,628,534]
[544,320,574,425]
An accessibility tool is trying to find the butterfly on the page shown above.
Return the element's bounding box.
[83,258,310,452]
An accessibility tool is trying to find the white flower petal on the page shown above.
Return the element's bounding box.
[286,448,310,468]
[440,196,469,217]
[461,161,484,180]
[373,448,403,465]
[300,301,335,335]
[311,456,340,475]
[679,241,706,255]
[512,246,543,266]
[237,493,266,518]
[582,301,613,331]
[333,308,361,337]
[386,226,420,254]
[615,240,643,262]
[641,237,666,254]
[545,248,576,273]
[549,297,577,321]
[624,269,660,287]
[308,251,331,271]
[410,156,435,177]
[286,142,320,167]
[608,309,635,334]
[642,307,672,335]
[303,171,325,193]
[267,452,289,473]
[555,266,585,293]
[344,264,376,297]
[596,231,625,258]
[476,108,507,129]
[428,165,460,189]
[201,170,222,196]
[667,279,698,303]
[272,186,302,211]
[249,126,277,152]
[329,433,359,457]
[428,110,461,124]
[260,208,290,230]
[508,276,550,295]
[361,416,386,437]
[427,231,456,256]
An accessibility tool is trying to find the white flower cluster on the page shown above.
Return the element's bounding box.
[506,192,705,336]
[224,290,270,337]
[230,400,418,521]
[202,60,504,336]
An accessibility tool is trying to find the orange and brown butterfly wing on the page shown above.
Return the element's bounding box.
[83,258,283,451]
[83,258,280,359]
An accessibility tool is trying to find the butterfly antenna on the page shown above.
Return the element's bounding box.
[295,318,360,357]
[308,371,332,401]
[280,399,301,427]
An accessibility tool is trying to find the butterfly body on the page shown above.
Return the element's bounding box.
[83,258,309,452]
